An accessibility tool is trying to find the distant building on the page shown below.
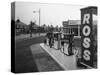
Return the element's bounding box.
[15,19,29,35]
[62,20,81,37]
[62,20,97,38]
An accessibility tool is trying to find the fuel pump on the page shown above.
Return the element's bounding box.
[45,32,53,47]
[53,32,61,50]
[61,33,74,56]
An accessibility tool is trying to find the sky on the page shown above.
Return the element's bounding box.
[15,2,88,27]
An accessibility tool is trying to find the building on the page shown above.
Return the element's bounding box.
[62,20,97,38]
[15,19,29,35]
[62,20,81,38]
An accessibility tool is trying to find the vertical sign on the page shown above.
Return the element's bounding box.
[81,7,94,67]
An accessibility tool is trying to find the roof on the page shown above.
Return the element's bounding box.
[68,20,97,25]
[15,21,28,26]
[80,6,97,15]
[80,6,97,11]
[63,20,97,26]
[68,20,81,25]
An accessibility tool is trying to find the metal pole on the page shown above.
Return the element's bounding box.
[33,9,41,35]
[39,8,40,35]
[78,25,80,37]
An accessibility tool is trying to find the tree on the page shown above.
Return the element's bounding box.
[29,21,33,37]
[56,25,58,31]
[16,19,20,23]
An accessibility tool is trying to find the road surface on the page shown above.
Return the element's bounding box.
[15,35,63,73]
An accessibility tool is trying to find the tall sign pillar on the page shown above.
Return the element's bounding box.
[81,6,97,68]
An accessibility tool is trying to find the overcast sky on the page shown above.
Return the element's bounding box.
[15,2,87,27]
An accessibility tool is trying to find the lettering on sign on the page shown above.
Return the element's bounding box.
[82,13,91,61]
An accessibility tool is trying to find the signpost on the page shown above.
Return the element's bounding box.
[81,7,97,68]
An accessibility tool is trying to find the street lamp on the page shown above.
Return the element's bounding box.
[33,8,41,35]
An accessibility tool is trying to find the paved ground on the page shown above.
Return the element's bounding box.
[39,38,85,70]
[15,34,63,73]
[30,44,63,72]
[40,43,77,70]
[15,36,45,73]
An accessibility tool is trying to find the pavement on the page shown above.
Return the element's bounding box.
[30,44,63,72]
[40,43,80,70]
[15,33,83,73]
[15,33,64,73]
